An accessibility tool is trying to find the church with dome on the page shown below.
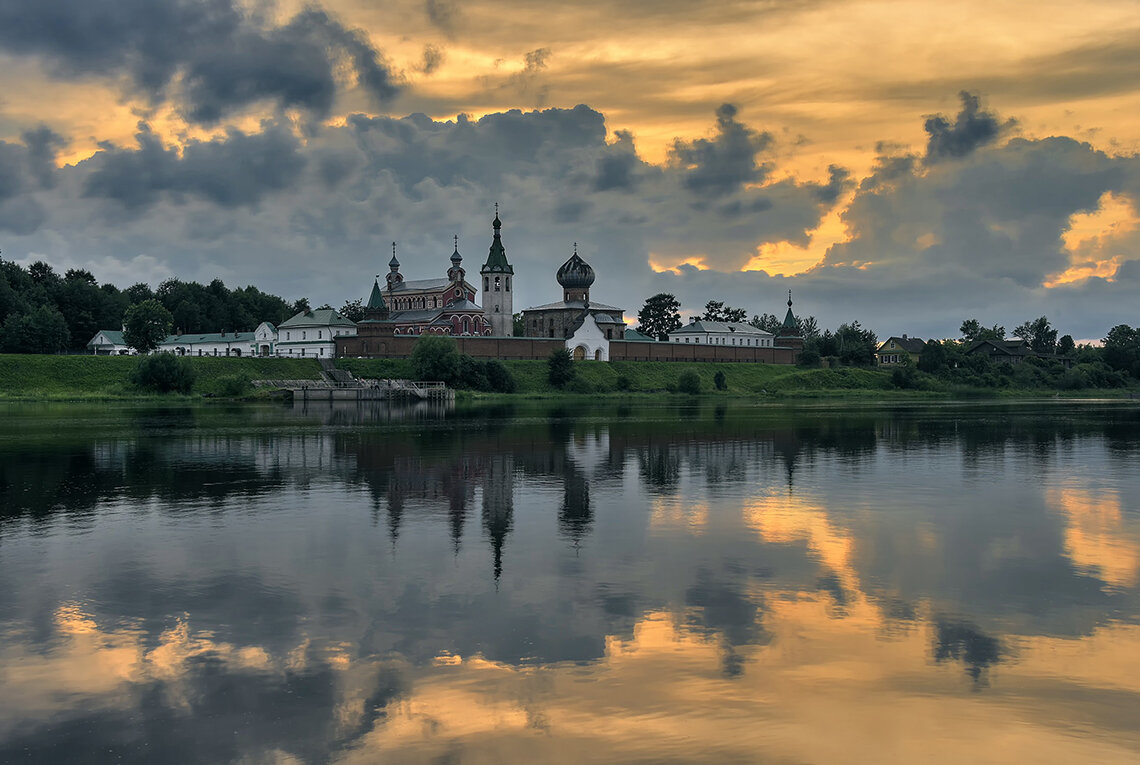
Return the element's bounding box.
[520,245,627,345]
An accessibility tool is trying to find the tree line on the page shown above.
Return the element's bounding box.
[635,292,1140,388]
[0,258,319,354]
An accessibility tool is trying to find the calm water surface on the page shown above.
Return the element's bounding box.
[1,399,1138,764]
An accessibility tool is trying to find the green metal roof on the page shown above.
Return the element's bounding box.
[88,330,126,346]
[366,280,387,310]
[481,216,513,274]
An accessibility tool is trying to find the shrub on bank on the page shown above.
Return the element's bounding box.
[131,353,196,394]
[714,370,727,391]
[548,349,575,388]
[678,370,701,394]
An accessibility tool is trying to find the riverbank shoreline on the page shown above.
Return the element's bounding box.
[2,354,1137,402]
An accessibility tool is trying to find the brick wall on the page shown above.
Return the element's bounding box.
[337,335,799,364]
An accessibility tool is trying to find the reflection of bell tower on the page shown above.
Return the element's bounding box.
[559,466,593,548]
[480,205,514,336]
[481,454,515,581]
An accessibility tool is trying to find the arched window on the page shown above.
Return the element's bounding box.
[484,277,489,291]
[494,275,501,292]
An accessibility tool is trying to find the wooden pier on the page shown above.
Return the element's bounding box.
[253,378,454,402]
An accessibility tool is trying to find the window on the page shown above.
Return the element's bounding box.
[494,276,501,292]
[320,348,324,356]
[286,331,291,340]
[318,330,322,339]
[484,277,489,291]
[505,277,510,291]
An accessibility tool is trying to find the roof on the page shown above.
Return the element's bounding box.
[482,217,513,274]
[444,298,482,312]
[258,322,276,332]
[389,277,451,293]
[385,308,444,323]
[965,339,1033,356]
[524,299,624,313]
[671,320,773,336]
[161,332,256,345]
[624,328,656,342]
[366,280,387,310]
[88,329,126,347]
[878,336,926,354]
[278,309,356,328]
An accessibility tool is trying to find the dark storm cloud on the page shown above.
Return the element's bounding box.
[0,127,64,234]
[809,164,853,204]
[924,91,1014,163]
[83,122,306,210]
[593,130,643,191]
[0,0,398,124]
[669,103,774,197]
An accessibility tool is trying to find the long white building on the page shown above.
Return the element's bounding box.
[667,320,775,348]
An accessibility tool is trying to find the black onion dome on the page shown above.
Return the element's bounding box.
[557,253,595,290]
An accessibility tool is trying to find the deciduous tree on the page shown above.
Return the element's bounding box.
[637,293,682,340]
[123,299,173,354]
[701,300,747,323]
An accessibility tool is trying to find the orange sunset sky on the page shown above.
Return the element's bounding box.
[1,0,1138,338]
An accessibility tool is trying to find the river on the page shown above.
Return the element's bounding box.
[1,399,1138,763]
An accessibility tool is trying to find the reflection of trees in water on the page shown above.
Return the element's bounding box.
[934,619,1002,685]
[637,445,681,495]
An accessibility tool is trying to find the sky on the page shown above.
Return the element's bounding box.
[1,0,1138,341]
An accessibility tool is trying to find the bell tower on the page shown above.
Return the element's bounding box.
[480,205,515,336]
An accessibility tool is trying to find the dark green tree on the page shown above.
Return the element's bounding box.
[749,313,781,333]
[1102,325,1140,377]
[512,312,524,337]
[339,298,365,323]
[1013,316,1058,354]
[701,300,747,323]
[411,335,461,385]
[918,339,949,373]
[0,304,70,353]
[960,319,1005,342]
[835,321,877,366]
[713,370,727,390]
[678,370,701,394]
[1056,334,1076,356]
[548,348,575,388]
[637,293,682,340]
[130,354,196,393]
[123,299,173,353]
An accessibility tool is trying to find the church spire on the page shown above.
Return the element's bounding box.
[482,204,513,275]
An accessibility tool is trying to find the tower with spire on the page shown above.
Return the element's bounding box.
[480,205,515,337]
[775,290,805,351]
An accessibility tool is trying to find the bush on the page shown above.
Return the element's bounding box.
[796,349,822,368]
[484,360,516,393]
[714,370,727,390]
[411,335,461,386]
[548,348,575,388]
[891,365,920,389]
[615,375,632,391]
[678,370,701,394]
[214,373,251,397]
[131,353,196,393]
[567,377,595,393]
[457,354,489,390]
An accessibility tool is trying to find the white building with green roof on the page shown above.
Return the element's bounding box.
[274,308,356,359]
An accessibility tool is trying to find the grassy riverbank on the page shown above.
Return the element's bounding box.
[0,354,322,399]
[3,354,1135,401]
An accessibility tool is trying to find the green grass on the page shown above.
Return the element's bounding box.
[0,354,323,399]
